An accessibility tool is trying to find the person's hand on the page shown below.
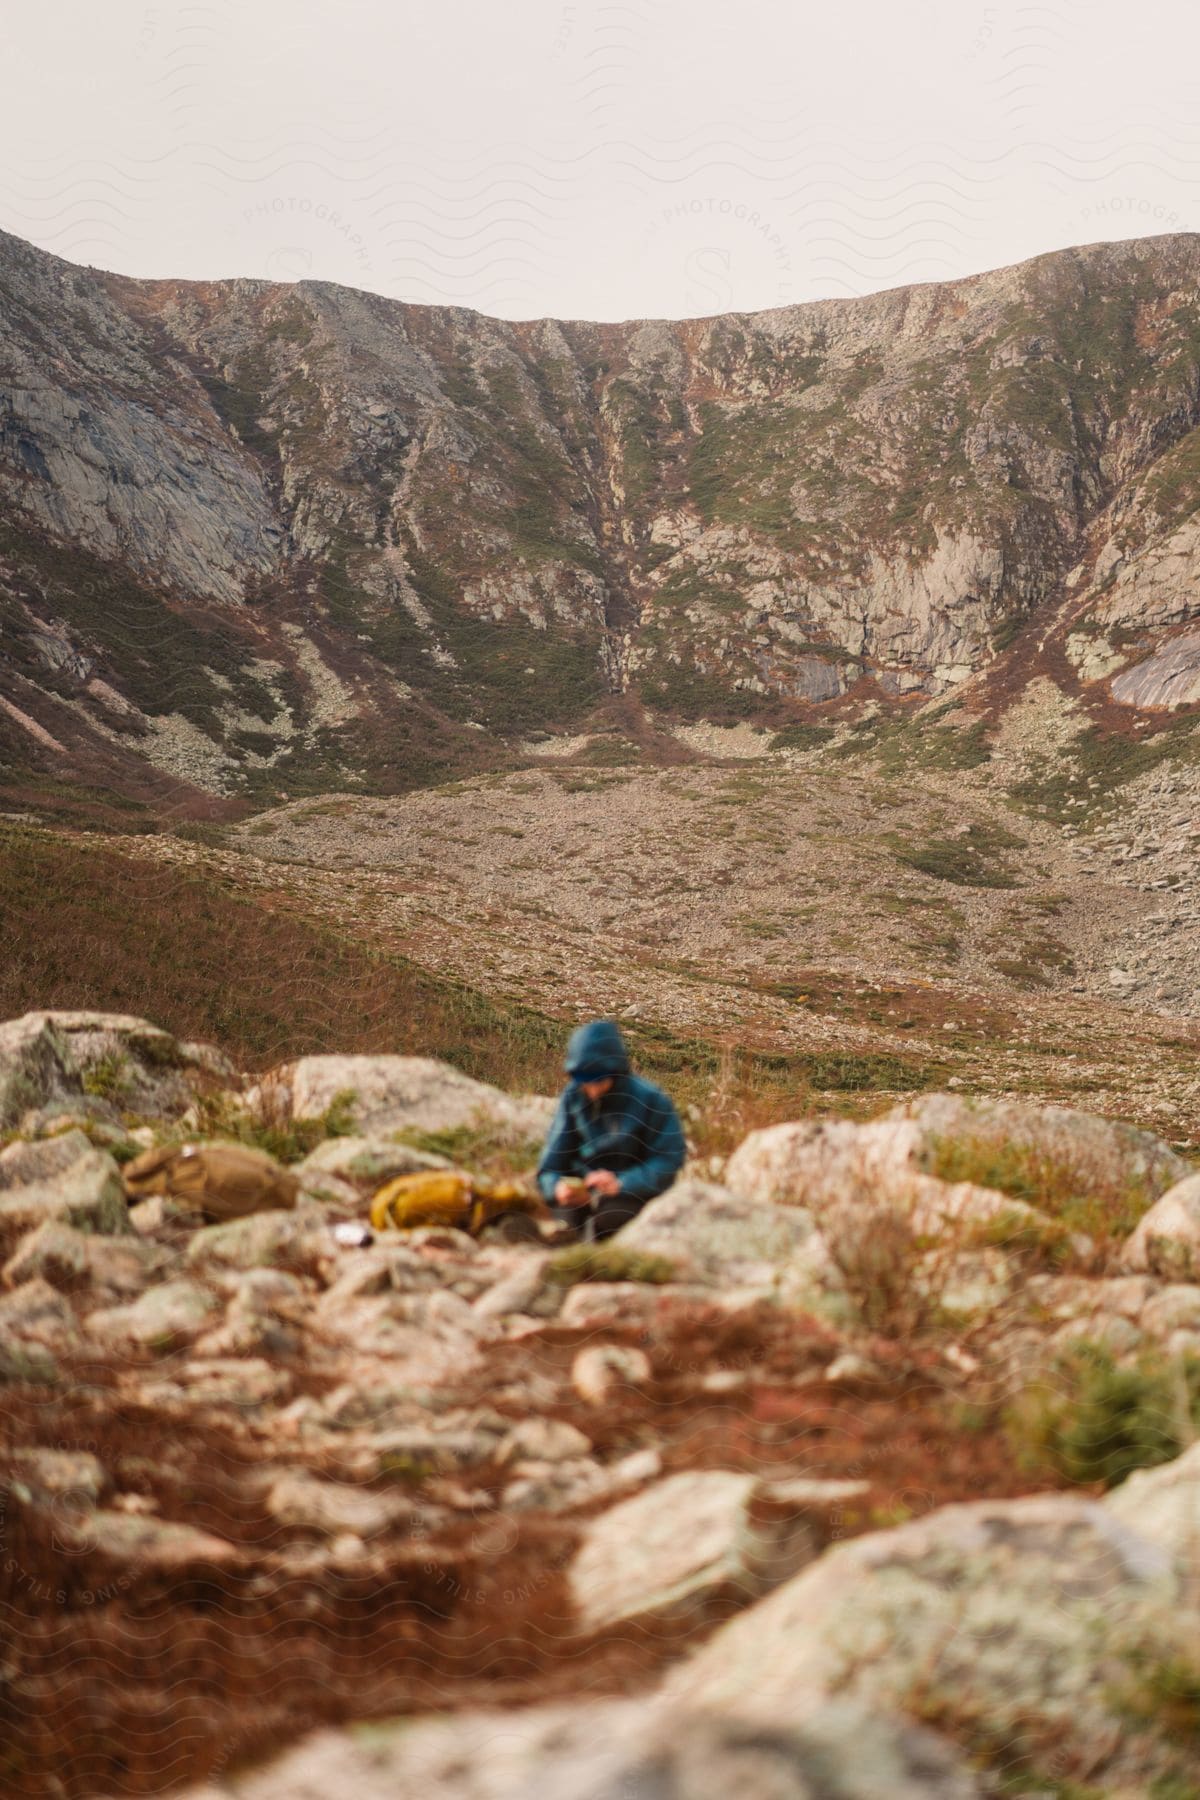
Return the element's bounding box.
[555,1178,591,1207]
[584,1169,621,1199]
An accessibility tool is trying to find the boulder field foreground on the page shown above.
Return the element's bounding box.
[2,1011,1200,1797]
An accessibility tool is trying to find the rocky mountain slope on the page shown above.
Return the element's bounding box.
[2,1011,1200,1797]
[4,228,1200,810]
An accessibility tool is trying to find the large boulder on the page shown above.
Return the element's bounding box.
[614,1177,837,1294]
[726,1094,1185,1249]
[895,1093,1187,1204]
[1121,1174,1200,1279]
[261,1054,555,1143]
[665,1493,1193,1793]
[0,1011,235,1128]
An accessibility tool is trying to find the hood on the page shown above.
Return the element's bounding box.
[564,1019,631,1080]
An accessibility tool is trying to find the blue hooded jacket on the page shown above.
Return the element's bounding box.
[536,1020,686,1218]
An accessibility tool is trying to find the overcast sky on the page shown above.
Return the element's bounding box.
[4,0,1200,320]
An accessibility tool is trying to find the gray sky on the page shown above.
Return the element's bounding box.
[5,0,1200,320]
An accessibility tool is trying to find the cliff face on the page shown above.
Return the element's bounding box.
[4,227,1200,802]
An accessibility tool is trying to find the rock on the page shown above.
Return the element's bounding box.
[3,1218,159,1295]
[136,1357,292,1410]
[29,1011,235,1122]
[496,1416,592,1466]
[295,1136,451,1187]
[333,1425,495,1482]
[0,1334,59,1384]
[569,1470,816,1633]
[265,1471,413,1538]
[172,1694,985,1800]
[615,1177,830,1293]
[1051,1312,1145,1358]
[503,1447,664,1514]
[1112,629,1200,708]
[823,1351,887,1386]
[53,1508,240,1568]
[668,1494,1187,1791]
[0,1276,78,1345]
[269,1054,555,1143]
[0,1146,129,1252]
[193,1270,307,1356]
[916,1247,1013,1321]
[17,1098,127,1138]
[756,1476,871,1512]
[128,1194,198,1235]
[10,1447,106,1502]
[571,1342,652,1404]
[295,1171,362,1210]
[0,1127,94,1189]
[1106,1442,1200,1578]
[471,1252,552,1320]
[727,1096,1187,1231]
[86,1278,219,1350]
[557,1281,712,1339]
[1140,1284,1200,1340]
[1122,1173,1200,1278]
[186,1209,335,1277]
[0,1013,81,1128]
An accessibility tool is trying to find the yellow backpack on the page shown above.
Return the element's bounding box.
[368,1169,543,1237]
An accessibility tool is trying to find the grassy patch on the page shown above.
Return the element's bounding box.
[80,1052,134,1103]
[1117,1644,1200,1748]
[389,1123,544,1181]
[919,1129,1153,1243]
[192,1087,358,1165]
[1006,1340,1200,1488]
[768,723,836,753]
[835,708,993,775]
[1011,718,1200,824]
[962,1204,1079,1270]
[0,822,568,1083]
[0,523,279,741]
[888,821,1024,889]
[546,1243,677,1286]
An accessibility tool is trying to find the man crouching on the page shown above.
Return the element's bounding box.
[536,1019,686,1241]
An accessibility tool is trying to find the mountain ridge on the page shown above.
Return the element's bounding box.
[4,226,1200,812]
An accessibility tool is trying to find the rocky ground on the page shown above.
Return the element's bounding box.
[63,689,1200,1147]
[2,1010,1200,1797]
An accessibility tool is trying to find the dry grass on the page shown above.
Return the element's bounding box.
[919,1130,1157,1249]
